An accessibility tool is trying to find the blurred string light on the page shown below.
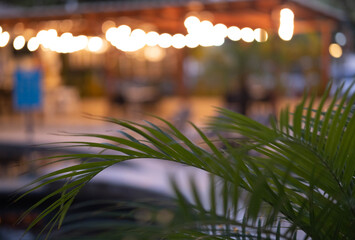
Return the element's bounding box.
[227,26,241,41]
[214,24,228,38]
[329,43,342,58]
[172,34,186,49]
[75,35,89,51]
[158,33,172,48]
[185,33,199,48]
[32,29,102,53]
[254,28,268,42]
[0,31,10,47]
[198,20,214,47]
[105,27,119,42]
[184,16,200,34]
[241,27,254,42]
[129,29,146,51]
[278,8,294,41]
[103,17,268,52]
[6,16,270,53]
[146,31,159,46]
[118,28,146,52]
[87,36,103,52]
[212,23,228,46]
[58,32,74,53]
[27,37,40,51]
[13,35,25,50]
[37,29,58,50]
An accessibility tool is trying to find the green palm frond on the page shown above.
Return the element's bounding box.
[209,84,355,239]
[18,83,355,239]
[49,176,290,240]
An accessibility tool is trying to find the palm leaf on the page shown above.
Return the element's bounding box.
[19,83,355,239]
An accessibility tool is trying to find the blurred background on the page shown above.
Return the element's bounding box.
[0,0,354,238]
[0,0,354,138]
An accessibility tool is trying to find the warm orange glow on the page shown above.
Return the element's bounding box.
[102,20,115,33]
[144,46,166,62]
[329,43,342,58]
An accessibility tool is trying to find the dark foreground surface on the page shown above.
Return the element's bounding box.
[0,142,178,240]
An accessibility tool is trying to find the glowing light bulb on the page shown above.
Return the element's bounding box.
[36,30,47,43]
[278,8,294,41]
[44,29,58,50]
[199,20,214,47]
[184,16,200,33]
[227,26,241,41]
[200,20,213,31]
[13,35,25,50]
[106,27,119,42]
[213,23,228,38]
[280,8,294,20]
[88,36,103,52]
[131,29,146,39]
[109,25,132,50]
[241,27,254,42]
[329,43,342,58]
[146,31,159,46]
[27,37,40,51]
[124,29,146,52]
[254,28,268,42]
[185,33,199,48]
[212,36,225,46]
[74,35,88,51]
[158,33,172,48]
[61,32,73,39]
[47,29,58,37]
[0,31,10,47]
[117,25,131,37]
[172,34,186,49]
[56,32,74,53]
